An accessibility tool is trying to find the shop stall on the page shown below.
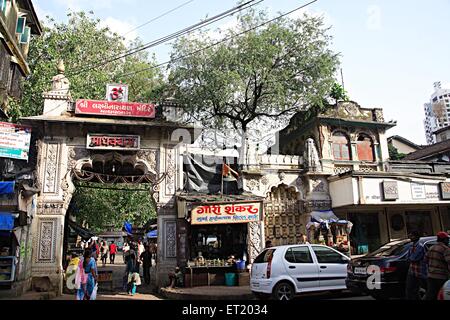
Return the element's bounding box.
[177,194,264,287]
[0,213,19,285]
[306,210,353,255]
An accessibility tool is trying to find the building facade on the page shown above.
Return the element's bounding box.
[0,0,41,117]
[424,82,450,145]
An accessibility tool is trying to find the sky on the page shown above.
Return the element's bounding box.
[33,0,450,145]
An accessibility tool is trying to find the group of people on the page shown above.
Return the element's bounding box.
[122,239,157,295]
[406,231,450,300]
[85,240,118,267]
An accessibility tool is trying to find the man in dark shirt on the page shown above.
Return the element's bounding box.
[140,245,152,285]
[424,231,450,300]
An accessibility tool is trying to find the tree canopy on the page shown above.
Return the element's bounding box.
[71,183,156,233]
[8,11,163,122]
[167,9,340,156]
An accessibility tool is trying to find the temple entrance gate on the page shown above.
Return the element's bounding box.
[20,65,195,294]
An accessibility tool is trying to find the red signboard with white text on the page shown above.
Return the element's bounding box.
[191,202,262,225]
[75,99,156,118]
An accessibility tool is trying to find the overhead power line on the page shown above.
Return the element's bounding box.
[69,0,262,77]
[118,0,320,79]
[122,0,196,36]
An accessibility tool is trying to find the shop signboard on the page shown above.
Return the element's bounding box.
[439,182,450,200]
[191,202,262,225]
[75,99,156,118]
[411,183,426,199]
[382,181,398,200]
[86,134,140,151]
[0,122,32,161]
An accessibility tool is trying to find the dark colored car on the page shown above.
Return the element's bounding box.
[346,236,437,300]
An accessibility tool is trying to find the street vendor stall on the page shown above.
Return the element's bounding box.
[177,193,264,287]
[306,210,353,255]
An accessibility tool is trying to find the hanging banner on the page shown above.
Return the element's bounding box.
[191,202,262,225]
[0,122,32,161]
[75,99,156,118]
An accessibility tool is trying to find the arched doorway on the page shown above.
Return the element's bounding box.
[264,184,303,246]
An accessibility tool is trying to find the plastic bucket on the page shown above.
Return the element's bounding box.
[236,260,246,271]
[224,273,236,286]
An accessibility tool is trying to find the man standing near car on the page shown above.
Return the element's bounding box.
[405,231,427,300]
[424,231,450,300]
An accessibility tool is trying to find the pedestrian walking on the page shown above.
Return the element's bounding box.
[75,249,98,300]
[109,241,117,264]
[123,242,130,263]
[100,241,109,267]
[126,252,141,295]
[140,245,152,285]
[405,231,427,300]
[424,231,450,300]
[90,240,99,261]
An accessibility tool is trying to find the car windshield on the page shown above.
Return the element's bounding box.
[366,240,412,257]
[254,249,276,263]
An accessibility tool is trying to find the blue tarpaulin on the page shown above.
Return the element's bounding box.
[0,213,14,231]
[124,221,132,234]
[146,230,157,238]
[0,182,15,195]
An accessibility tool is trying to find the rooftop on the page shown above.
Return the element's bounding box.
[404,139,450,161]
[387,135,424,150]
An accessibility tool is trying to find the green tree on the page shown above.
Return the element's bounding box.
[330,83,349,104]
[388,144,406,160]
[167,10,339,160]
[9,11,163,122]
[72,183,156,232]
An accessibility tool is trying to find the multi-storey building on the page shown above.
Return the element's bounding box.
[424,82,450,145]
[0,0,42,118]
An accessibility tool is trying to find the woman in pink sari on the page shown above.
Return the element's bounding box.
[75,249,98,300]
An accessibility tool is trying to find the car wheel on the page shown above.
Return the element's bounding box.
[272,282,295,301]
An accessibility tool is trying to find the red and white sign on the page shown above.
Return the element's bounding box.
[191,202,262,225]
[75,99,156,118]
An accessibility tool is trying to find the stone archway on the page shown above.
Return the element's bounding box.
[264,184,304,246]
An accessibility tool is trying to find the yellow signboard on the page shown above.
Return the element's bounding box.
[191,202,262,225]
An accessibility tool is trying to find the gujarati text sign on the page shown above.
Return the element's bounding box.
[0,122,32,161]
[75,99,155,118]
[191,202,262,225]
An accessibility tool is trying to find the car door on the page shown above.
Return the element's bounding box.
[284,246,320,292]
[311,246,349,290]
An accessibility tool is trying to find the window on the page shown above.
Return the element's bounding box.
[405,211,433,236]
[254,249,276,263]
[284,246,313,264]
[332,132,350,160]
[0,0,7,15]
[16,16,26,34]
[19,26,30,44]
[357,134,374,161]
[312,246,346,264]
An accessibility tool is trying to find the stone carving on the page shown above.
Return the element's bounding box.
[374,109,384,122]
[311,178,328,193]
[34,140,43,191]
[247,222,262,262]
[246,179,259,191]
[278,172,286,181]
[305,200,331,212]
[165,148,176,196]
[68,147,89,171]
[136,149,158,173]
[51,60,70,92]
[304,138,322,172]
[165,221,177,258]
[43,143,60,194]
[37,202,64,215]
[37,220,57,263]
[261,176,269,186]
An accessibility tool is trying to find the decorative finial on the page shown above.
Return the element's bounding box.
[57,59,65,74]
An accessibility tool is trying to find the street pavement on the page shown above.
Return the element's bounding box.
[55,253,163,301]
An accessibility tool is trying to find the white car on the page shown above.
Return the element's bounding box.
[251,244,350,300]
[438,280,450,300]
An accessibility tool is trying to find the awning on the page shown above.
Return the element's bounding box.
[0,182,15,195]
[146,230,157,238]
[307,210,353,233]
[67,220,95,240]
[0,212,14,231]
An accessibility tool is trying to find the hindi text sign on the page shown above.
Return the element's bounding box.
[75,99,155,118]
[191,202,262,225]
